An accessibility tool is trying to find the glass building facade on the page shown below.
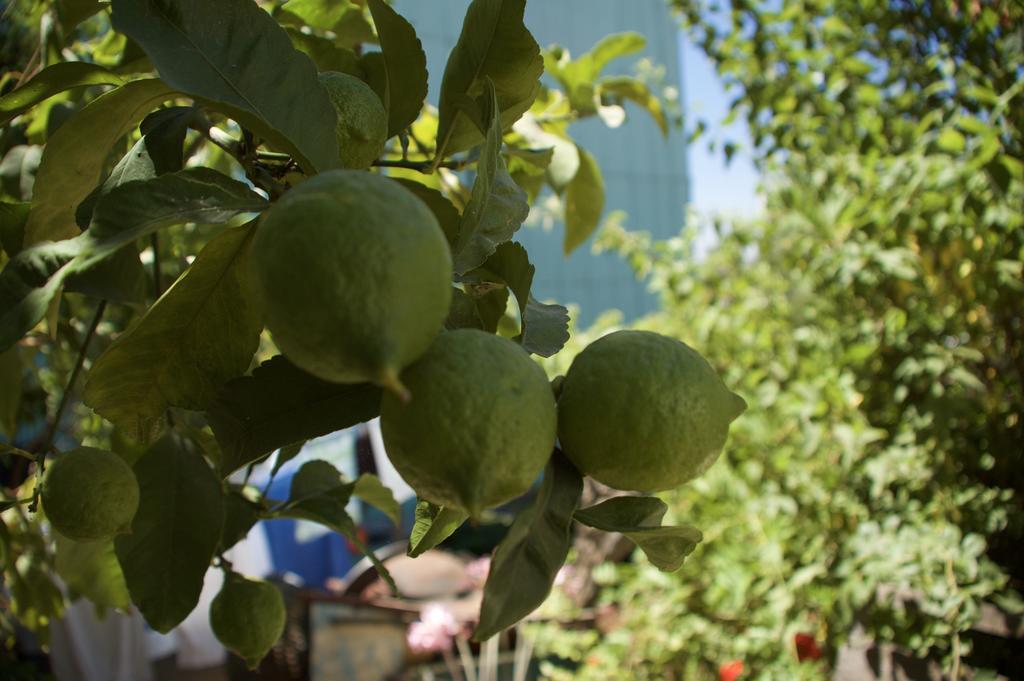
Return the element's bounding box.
[394,0,690,325]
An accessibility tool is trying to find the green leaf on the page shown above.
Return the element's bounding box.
[0,62,124,128]
[574,496,702,572]
[115,433,225,633]
[285,27,361,75]
[393,179,460,247]
[84,224,263,441]
[445,287,485,331]
[937,128,966,154]
[476,241,569,357]
[75,106,198,229]
[547,33,646,114]
[0,202,29,258]
[407,500,468,558]
[0,346,22,439]
[474,452,583,640]
[0,168,266,353]
[599,76,668,136]
[435,0,543,159]
[57,0,105,30]
[111,0,339,174]
[0,239,84,353]
[453,81,529,275]
[366,0,428,138]
[23,79,176,245]
[208,355,382,478]
[219,487,262,552]
[280,460,396,592]
[353,473,400,526]
[279,0,358,30]
[66,106,197,305]
[269,440,306,483]
[55,534,131,611]
[563,145,605,255]
[522,295,570,358]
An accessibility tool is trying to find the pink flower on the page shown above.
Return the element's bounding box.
[464,556,491,589]
[406,603,460,655]
[718,660,744,681]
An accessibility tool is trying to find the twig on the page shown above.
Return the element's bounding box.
[372,158,470,172]
[29,300,107,511]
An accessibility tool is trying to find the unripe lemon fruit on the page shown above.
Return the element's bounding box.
[41,446,139,542]
[250,170,452,396]
[380,329,557,516]
[318,71,388,169]
[210,573,286,670]
[557,330,746,491]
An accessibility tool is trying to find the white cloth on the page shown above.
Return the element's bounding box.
[50,600,152,681]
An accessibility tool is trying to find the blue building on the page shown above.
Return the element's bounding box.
[395,0,690,325]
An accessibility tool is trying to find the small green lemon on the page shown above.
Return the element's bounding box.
[380,329,557,516]
[557,330,746,492]
[318,71,388,169]
[250,170,452,395]
[41,446,139,542]
[210,573,286,670]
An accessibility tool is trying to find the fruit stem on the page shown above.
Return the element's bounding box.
[379,368,411,404]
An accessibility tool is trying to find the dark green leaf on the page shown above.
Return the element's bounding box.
[574,496,702,572]
[469,286,509,334]
[0,202,29,258]
[280,460,396,592]
[574,496,667,530]
[0,168,266,353]
[23,79,176,245]
[435,0,542,159]
[474,452,583,640]
[208,355,382,478]
[57,0,105,30]
[219,488,262,552]
[407,500,468,558]
[84,224,262,441]
[0,239,83,352]
[563,145,604,255]
[445,287,485,330]
[599,76,668,136]
[115,433,225,633]
[358,52,390,113]
[63,245,147,305]
[367,0,428,138]
[0,346,22,439]
[55,534,131,611]
[393,179,460,247]
[453,81,529,274]
[0,62,123,128]
[76,105,198,229]
[522,295,570,358]
[477,242,569,357]
[353,473,400,526]
[269,440,306,483]
[111,0,339,173]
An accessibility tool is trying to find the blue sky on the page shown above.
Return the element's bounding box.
[677,32,762,220]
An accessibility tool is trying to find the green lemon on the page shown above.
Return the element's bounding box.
[318,71,388,169]
[380,329,557,516]
[557,330,747,492]
[210,573,286,670]
[41,446,139,542]
[250,170,452,396]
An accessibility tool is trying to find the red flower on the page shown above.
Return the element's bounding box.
[794,632,822,662]
[718,660,744,681]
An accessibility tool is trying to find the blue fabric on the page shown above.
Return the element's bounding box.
[259,472,358,589]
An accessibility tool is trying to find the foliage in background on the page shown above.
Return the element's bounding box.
[532,0,1023,678]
